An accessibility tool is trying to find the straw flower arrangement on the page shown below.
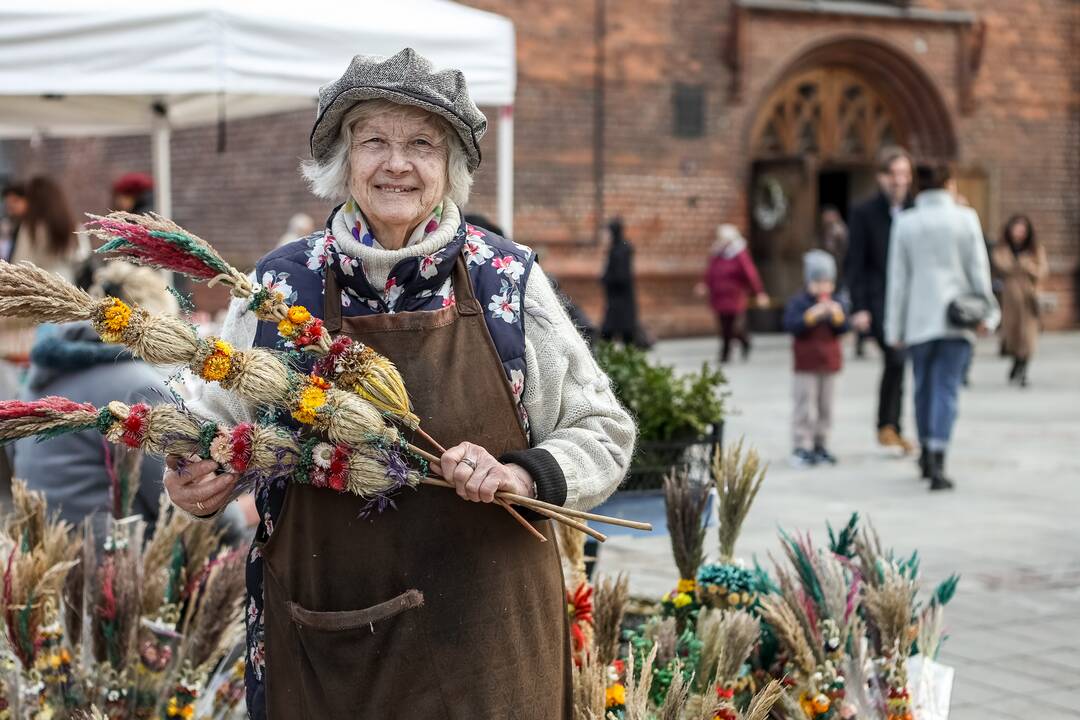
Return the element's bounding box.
[86,213,421,429]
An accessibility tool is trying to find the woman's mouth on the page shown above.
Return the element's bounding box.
[376,185,418,194]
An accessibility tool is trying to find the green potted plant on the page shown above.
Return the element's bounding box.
[595,342,727,491]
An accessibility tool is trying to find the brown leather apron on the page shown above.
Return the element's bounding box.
[260,256,572,719]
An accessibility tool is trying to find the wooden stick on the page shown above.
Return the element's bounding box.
[408,443,442,467]
[496,499,547,543]
[414,426,447,456]
[497,491,654,532]
[407,442,653,532]
[419,477,608,543]
[524,503,608,543]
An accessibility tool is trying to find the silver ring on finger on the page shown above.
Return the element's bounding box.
[461,456,477,471]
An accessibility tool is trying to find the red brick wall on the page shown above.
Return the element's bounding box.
[3,0,1076,334]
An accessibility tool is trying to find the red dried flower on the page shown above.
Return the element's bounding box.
[121,403,151,448]
[229,423,254,473]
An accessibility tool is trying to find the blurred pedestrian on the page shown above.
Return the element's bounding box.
[819,205,848,267]
[12,262,178,529]
[276,212,316,247]
[601,217,643,346]
[992,215,1048,387]
[783,250,849,468]
[703,223,768,362]
[1,176,84,376]
[1,182,27,262]
[845,146,915,453]
[111,172,155,214]
[10,176,81,279]
[886,164,999,491]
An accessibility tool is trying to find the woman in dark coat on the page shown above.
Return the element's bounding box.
[601,218,640,345]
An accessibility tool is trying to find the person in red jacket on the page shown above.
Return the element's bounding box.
[703,224,768,362]
[783,250,850,467]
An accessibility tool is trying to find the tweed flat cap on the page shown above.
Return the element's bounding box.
[310,48,487,171]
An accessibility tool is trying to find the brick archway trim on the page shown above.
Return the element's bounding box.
[749,35,958,161]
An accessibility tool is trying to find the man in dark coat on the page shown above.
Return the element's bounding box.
[844,147,915,453]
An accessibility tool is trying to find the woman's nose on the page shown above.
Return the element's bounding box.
[383,144,412,172]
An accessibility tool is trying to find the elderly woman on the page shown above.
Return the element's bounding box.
[163,49,635,719]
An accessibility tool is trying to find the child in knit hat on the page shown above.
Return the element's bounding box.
[782,250,850,467]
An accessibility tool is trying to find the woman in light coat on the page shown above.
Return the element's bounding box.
[885,165,998,491]
[992,215,1047,387]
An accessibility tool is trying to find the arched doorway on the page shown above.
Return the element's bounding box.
[746,39,957,320]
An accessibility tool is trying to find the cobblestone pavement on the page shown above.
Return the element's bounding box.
[595,332,1080,720]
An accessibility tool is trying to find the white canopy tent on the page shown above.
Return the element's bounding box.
[0,0,517,235]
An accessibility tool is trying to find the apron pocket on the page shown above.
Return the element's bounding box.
[286,589,444,718]
[286,589,423,631]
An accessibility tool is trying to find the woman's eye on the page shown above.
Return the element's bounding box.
[363,138,384,146]
[413,139,432,147]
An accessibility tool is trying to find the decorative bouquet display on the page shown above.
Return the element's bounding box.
[0,212,651,540]
[0,482,247,720]
[567,440,959,720]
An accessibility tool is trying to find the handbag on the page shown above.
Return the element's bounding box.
[947,294,991,329]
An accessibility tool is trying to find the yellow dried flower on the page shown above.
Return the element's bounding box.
[673,592,693,608]
[605,683,626,707]
[200,339,234,381]
[677,578,696,594]
[100,298,132,342]
[291,385,327,425]
[277,319,298,338]
[287,305,312,324]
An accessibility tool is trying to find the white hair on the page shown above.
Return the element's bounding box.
[301,99,473,207]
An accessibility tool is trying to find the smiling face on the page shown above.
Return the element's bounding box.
[347,107,449,248]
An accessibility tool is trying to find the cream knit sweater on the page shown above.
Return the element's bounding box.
[191,201,636,511]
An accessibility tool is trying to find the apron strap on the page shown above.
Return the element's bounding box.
[451,254,481,317]
[323,266,343,334]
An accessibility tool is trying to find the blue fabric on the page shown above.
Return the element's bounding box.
[243,211,535,718]
[909,338,972,451]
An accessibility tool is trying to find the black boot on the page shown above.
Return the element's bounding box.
[1016,358,1029,388]
[918,448,931,480]
[1008,358,1021,384]
[929,450,954,491]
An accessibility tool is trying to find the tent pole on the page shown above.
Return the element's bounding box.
[496,105,514,238]
[151,103,172,218]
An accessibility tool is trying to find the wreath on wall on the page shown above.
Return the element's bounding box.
[752,176,788,231]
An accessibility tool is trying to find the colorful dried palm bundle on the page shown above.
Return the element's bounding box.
[860,563,917,720]
[0,481,81,673]
[697,440,770,613]
[87,214,422,431]
[87,213,331,354]
[661,468,709,623]
[102,443,144,521]
[592,574,629,669]
[693,608,761,717]
[0,399,422,513]
[0,485,248,720]
[0,261,398,452]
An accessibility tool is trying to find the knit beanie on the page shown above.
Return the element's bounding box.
[803,249,836,284]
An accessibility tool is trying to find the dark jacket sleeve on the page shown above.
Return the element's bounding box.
[783,293,814,336]
[845,204,869,314]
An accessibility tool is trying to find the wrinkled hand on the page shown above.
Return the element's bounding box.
[852,310,872,332]
[439,442,535,503]
[164,455,237,517]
